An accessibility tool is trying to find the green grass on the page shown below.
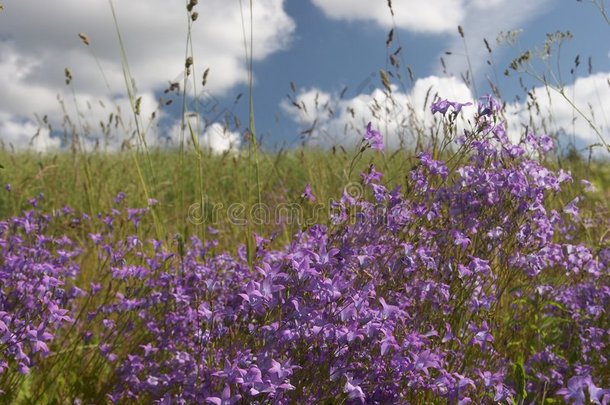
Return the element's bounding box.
[0,147,607,251]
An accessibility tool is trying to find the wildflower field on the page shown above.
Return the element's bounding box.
[1,98,609,403]
[1,1,610,404]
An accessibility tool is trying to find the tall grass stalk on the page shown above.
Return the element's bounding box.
[180,0,208,245]
[62,71,97,218]
[108,0,164,241]
[240,0,263,266]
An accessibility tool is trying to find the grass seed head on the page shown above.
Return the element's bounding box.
[77,32,90,46]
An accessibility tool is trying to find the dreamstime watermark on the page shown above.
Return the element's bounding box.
[188,199,325,227]
[186,182,390,227]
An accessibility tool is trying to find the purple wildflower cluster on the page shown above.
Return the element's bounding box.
[1,96,609,404]
[0,206,79,381]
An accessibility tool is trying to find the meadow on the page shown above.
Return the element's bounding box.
[1,1,610,404]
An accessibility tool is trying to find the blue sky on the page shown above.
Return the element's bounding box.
[249,0,610,149]
[0,0,609,154]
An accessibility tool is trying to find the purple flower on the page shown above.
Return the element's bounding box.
[301,183,316,202]
[557,376,590,405]
[526,132,555,153]
[451,230,470,250]
[206,385,241,405]
[344,375,366,403]
[469,321,493,348]
[418,151,449,179]
[469,257,491,276]
[411,350,441,376]
[477,94,502,116]
[27,325,52,354]
[88,233,103,245]
[379,297,404,320]
[364,122,384,151]
[114,192,126,204]
[360,164,383,185]
[431,98,472,115]
[580,179,596,192]
[268,358,297,380]
[563,197,581,219]
[431,98,451,115]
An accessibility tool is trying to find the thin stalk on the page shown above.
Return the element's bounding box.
[108,0,164,240]
[240,0,262,265]
[458,26,479,98]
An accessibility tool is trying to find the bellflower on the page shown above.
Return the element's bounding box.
[364,122,384,151]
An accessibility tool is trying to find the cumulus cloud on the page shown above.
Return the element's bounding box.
[281,75,473,149]
[0,0,294,151]
[310,0,464,34]
[158,115,241,154]
[282,72,610,156]
[201,123,242,153]
[0,113,60,152]
[310,0,550,38]
[505,72,610,154]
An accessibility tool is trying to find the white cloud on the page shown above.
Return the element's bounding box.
[281,75,473,149]
[159,116,241,154]
[310,0,464,34]
[67,91,162,152]
[282,72,610,156]
[309,0,550,39]
[0,0,294,151]
[505,72,610,154]
[0,113,60,152]
[201,123,242,153]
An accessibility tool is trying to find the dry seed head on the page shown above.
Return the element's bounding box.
[390,54,398,67]
[458,25,464,38]
[386,0,394,16]
[64,68,73,85]
[379,70,391,93]
[484,38,492,53]
[78,32,90,46]
[187,0,198,12]
[135,96,142,115]
[202,67,210,86]
[407,66,414,82]
[386,28,393,48]
[185,56,193,69]
[191,11,198,21]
